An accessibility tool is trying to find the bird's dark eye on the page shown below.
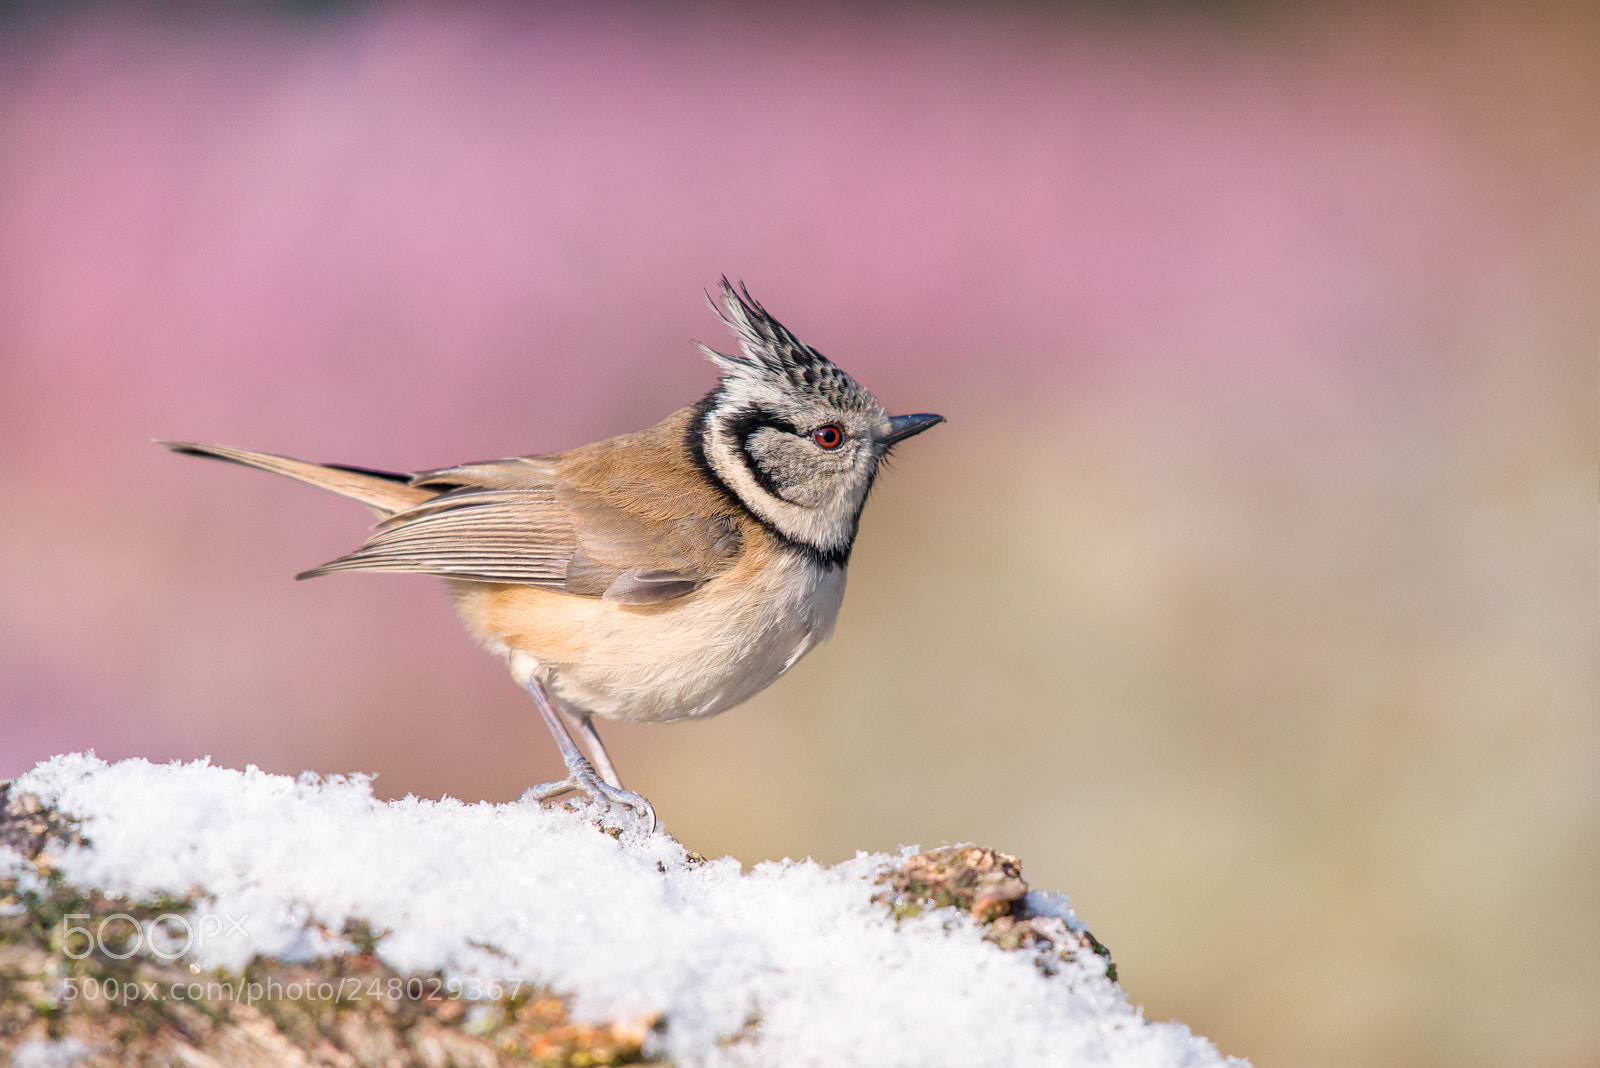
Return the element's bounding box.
[812,425,843,450]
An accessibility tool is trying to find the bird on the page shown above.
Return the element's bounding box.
[161,281,943,830]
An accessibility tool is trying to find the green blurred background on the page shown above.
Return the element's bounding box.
[1,3,1595,1065]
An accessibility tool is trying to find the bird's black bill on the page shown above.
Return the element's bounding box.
[882,413,945,447]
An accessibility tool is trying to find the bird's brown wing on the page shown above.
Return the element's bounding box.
[297,482,579,586]
[299,425,744,602]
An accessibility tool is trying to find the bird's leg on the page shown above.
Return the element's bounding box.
[565,710,624,790]
[520,677,655,831]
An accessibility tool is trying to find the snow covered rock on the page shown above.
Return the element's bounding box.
[0,755,1244,1067]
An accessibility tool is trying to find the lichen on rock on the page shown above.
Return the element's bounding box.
[873,844,1117,980]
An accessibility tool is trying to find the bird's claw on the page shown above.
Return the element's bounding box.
[521,764,657,833]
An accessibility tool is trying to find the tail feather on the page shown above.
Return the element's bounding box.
[158,441,436,516]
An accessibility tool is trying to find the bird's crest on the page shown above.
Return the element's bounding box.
[698,279,869,411]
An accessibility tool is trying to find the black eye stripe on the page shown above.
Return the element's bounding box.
[724,406,801,444]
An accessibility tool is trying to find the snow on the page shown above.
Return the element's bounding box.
[12,753,1242,1067]
[11,1038,92,1068]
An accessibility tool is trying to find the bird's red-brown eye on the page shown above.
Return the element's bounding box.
[812,425,843,449]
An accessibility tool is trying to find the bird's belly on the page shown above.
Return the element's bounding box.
[449,551,847,724]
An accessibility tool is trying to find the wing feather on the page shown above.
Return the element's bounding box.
[298,488,575,583]
[298,469,743,596]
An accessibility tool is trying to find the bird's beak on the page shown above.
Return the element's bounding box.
[881,413,945,447]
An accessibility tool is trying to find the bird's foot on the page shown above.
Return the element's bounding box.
[521,760,657,833]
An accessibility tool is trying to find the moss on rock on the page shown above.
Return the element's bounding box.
[873,845,1117,981]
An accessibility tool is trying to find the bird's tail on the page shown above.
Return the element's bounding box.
[158,441,436,517]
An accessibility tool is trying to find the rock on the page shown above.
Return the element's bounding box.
[0,756,1241,1068]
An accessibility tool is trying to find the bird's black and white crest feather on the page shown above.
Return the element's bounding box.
[690,280,896,566]
[698,280,874,413]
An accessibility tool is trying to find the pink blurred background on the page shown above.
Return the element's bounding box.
[1,3,1595,1065]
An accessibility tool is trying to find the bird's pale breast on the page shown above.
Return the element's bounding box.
[449,531,847,723]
